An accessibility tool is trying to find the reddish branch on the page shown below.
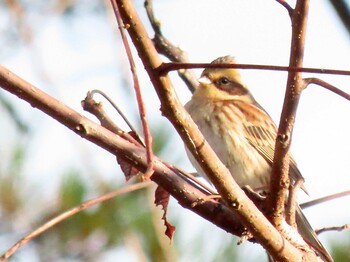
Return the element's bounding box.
[276,0,293,17]
[0,64,244,245]
[158,63,350,101]
[159,62,350,77]
[267,0,310,228]
[111,0,154,179]
[303,78,350,100]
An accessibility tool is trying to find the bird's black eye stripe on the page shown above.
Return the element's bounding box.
[218,77,229,85]
[215,76,248,95]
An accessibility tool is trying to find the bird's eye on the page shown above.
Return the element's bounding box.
[218,77,229,85]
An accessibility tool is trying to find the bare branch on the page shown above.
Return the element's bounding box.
[82,93,216,195]
[88,89,142,139]
[276,0,294,17]
[158,62,350,77]
[82,93,144,146]
[286,179,304,228]
[301,190,350,209]
[267,0,310,228]
[0,182,153,261]
[316,224,349,235]
[111,1,154,179]
[144,0,198,92]
[0,65,245,251]
[303,78,350,101]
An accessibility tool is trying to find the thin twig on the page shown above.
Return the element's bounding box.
[144,0,161,35]
[111,1,154,179]
[165,165,217,195]
[315,224,349,235]
[303,77,350,101]
[0,182,153,261]
[301,190,350,209]
[82,93,144,146]
[82,93,216,195]
[286,178,304,228]
[276,0,294,17]
[89,89,141,137]
[158,62,350,77]
[144,0,198,93]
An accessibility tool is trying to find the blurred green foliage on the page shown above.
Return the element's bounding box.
[331,236,350,261]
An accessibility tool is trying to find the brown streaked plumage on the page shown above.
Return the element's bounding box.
[185,56,333,262]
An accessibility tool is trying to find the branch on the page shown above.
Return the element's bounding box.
[303,78,350,101]
[82,91,144,146]
[315,224,349,235]
[267,0,310,228]
[112,0,312,261]
[0,65,244,245]
[88,89,142,140]
[301,190,350,209]
[0,182,152,261]
[276,0,293,17]
[286,179,304,228]
[144,0,198,93]
[82,92,216,195]
[158,62,350,76]
[112,0,154,179]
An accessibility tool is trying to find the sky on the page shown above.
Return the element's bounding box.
[1,0,349,261]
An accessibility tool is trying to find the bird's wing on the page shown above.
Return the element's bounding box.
[243,110,331,260]
[242,103,305,186]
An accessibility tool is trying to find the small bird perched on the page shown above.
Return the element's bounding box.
[184,56,333,262]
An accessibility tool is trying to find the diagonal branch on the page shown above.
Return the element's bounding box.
[315,224,349,235]
[301,190,350,209]
[112,0,154,179]
[276,0,294,17]
[144,0,198,93]
[82,93,216,195]
[0,182,153,261]
[303,78,350,101]
[0,65,244,240]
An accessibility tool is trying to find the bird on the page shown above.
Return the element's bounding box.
[184,55,333,262]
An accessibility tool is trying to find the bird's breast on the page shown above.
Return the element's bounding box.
[185,99,270,190]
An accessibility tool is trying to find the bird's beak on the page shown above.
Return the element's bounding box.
[198,76,212,86]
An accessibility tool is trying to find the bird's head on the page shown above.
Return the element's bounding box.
[194,56,251,101]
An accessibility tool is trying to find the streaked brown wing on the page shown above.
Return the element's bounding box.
[245,124,275,162]
[244,117,305,186]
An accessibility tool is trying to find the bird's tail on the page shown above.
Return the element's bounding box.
[296,205,334,262]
